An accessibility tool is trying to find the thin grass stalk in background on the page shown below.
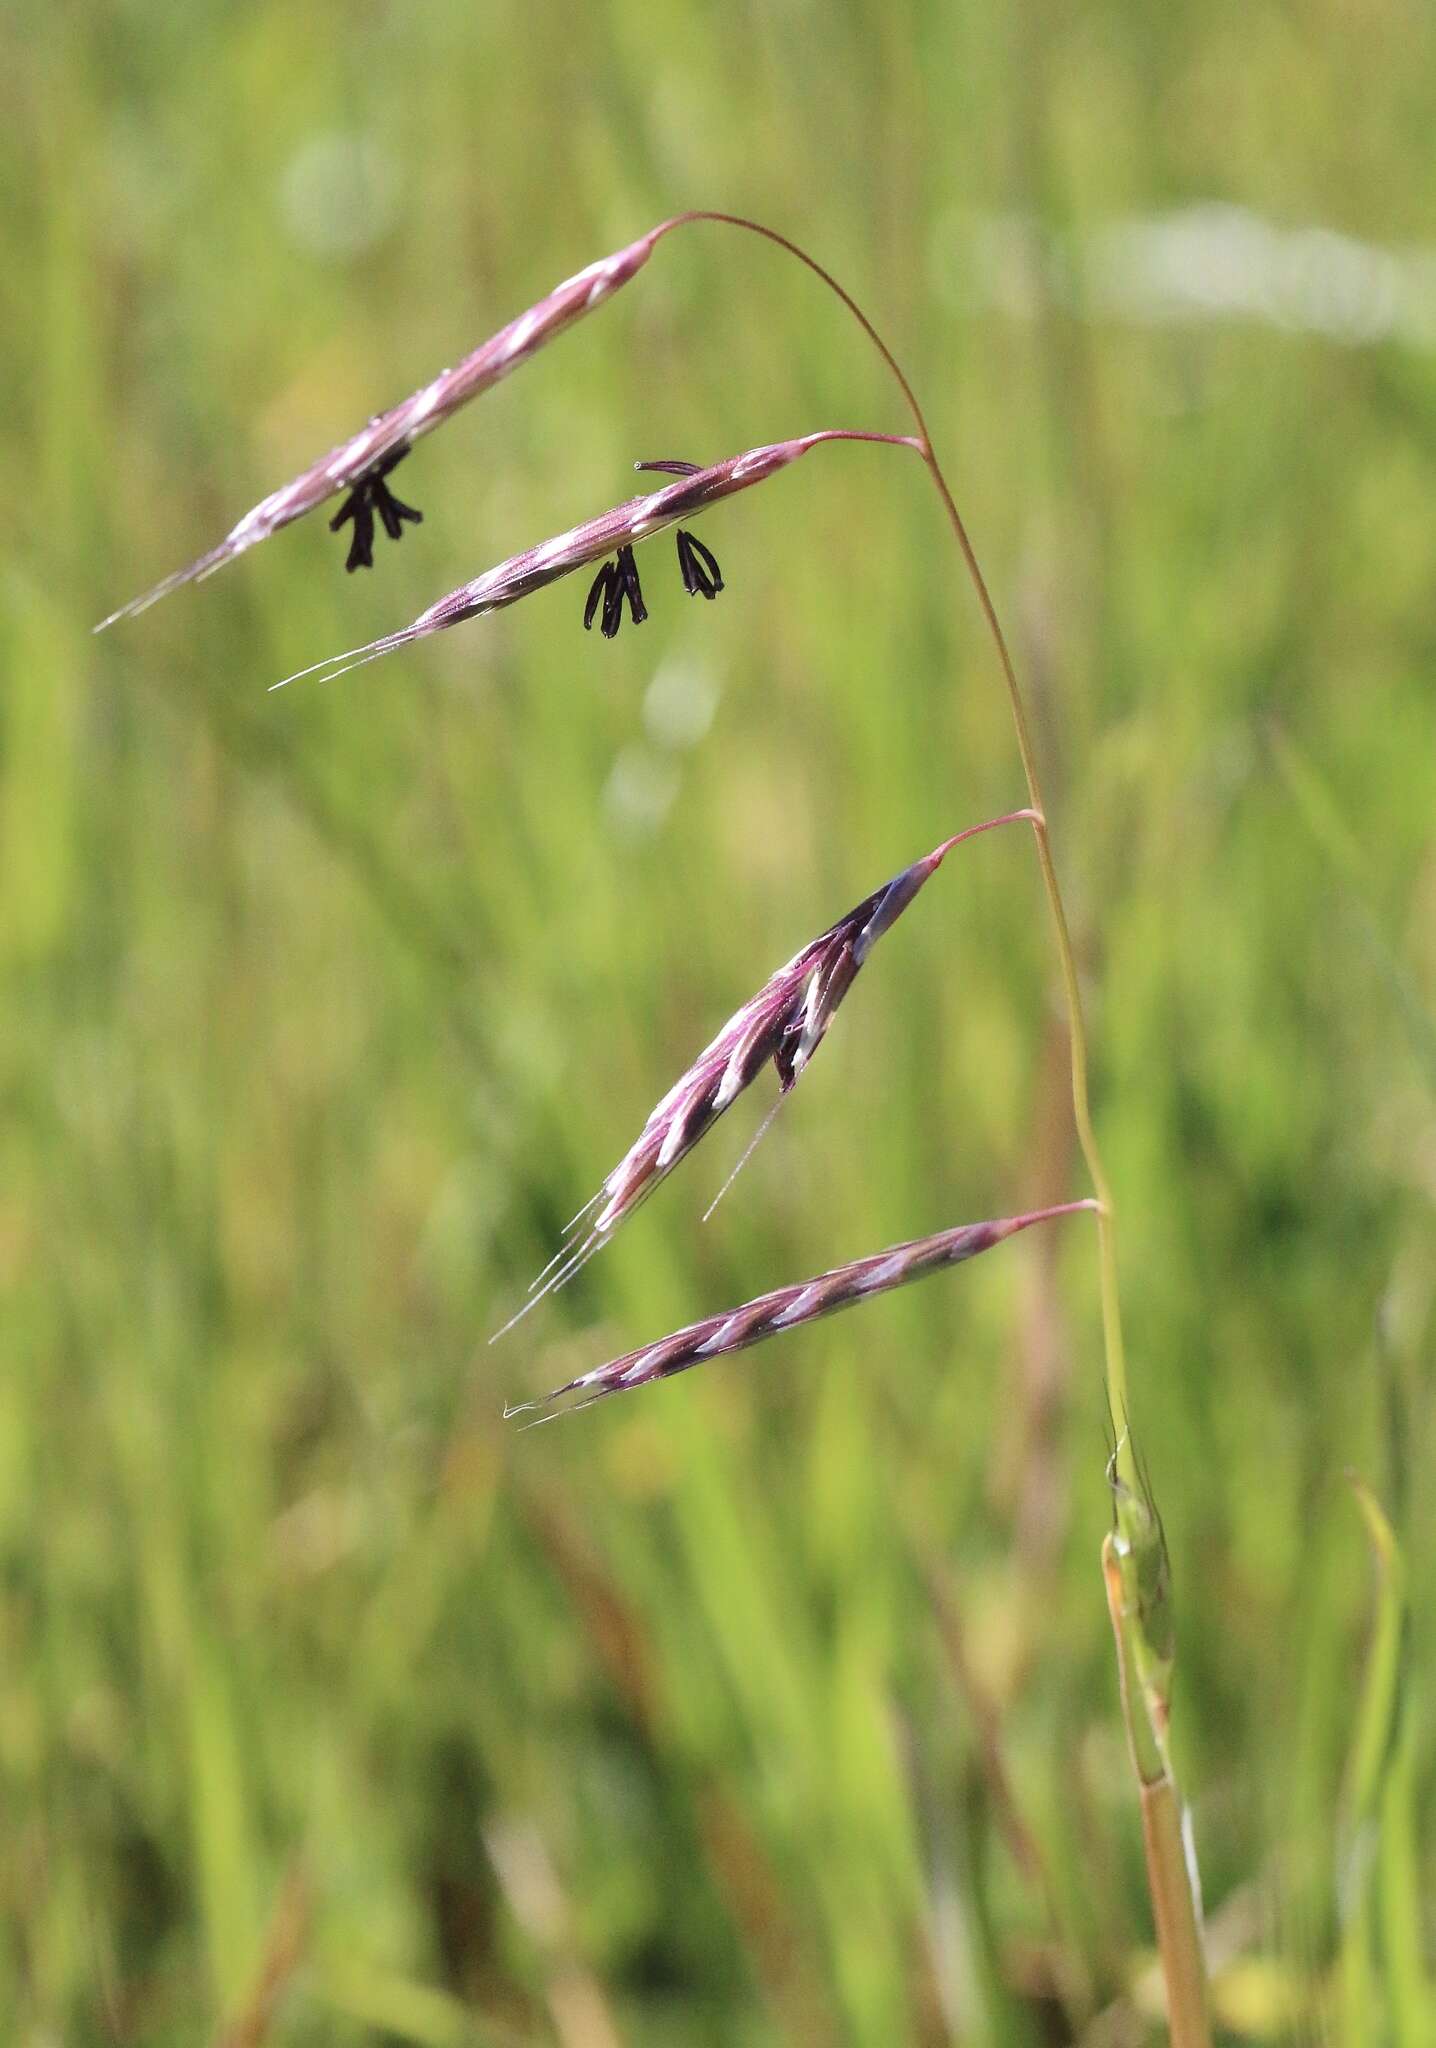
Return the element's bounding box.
[1335,1478,1412,2045]
[212,1862,310,2048]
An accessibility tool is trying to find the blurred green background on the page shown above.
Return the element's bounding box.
[5,1,1434,2041]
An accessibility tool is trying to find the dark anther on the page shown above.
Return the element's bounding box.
[582,563,614,633]
[582,545,647,638]
[633,458,703,477]
[675,528,724,600]
[773,1025,802,1093]
[329,445,423,574]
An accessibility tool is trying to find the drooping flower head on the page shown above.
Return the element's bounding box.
[493,811,1036,1339]
[95,224,675,631]
[506,1202,1096,1420]
[268,430,918,694]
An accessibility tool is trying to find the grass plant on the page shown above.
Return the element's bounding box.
[10,11,1436,2038]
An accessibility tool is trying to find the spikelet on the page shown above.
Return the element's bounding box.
[95,225,673,631]
[268,431,917,693]
[507,1202,1096,1420]
[493,813,1036,1339]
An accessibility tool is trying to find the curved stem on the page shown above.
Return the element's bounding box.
[795,429,926,455]
[934,807,1041,859]
[665,208,1132,1482]
[666,208,1211,2044]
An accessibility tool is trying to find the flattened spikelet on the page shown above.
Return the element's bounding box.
[492,811,1037,1340]
[268,432,914,693]
[95,225,672,631]
[506,1202,1097,1419]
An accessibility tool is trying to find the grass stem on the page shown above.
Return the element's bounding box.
[668,208,1132,1486]
[1104,1536,1212,2046]
[676,208,1208,2041]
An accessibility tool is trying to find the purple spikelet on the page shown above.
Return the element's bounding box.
[492,812,1036,1340]
[268,430,917,693]
[506,1202,1097,1419]
[94,226,670,631]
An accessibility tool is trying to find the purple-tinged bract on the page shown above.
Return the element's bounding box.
[493,812,1035,1339]
[507,1202,1096,1418]
[94,225,669,631]
[269,431,904,694]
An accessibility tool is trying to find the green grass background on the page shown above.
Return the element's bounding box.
[4,1,1434,2040]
